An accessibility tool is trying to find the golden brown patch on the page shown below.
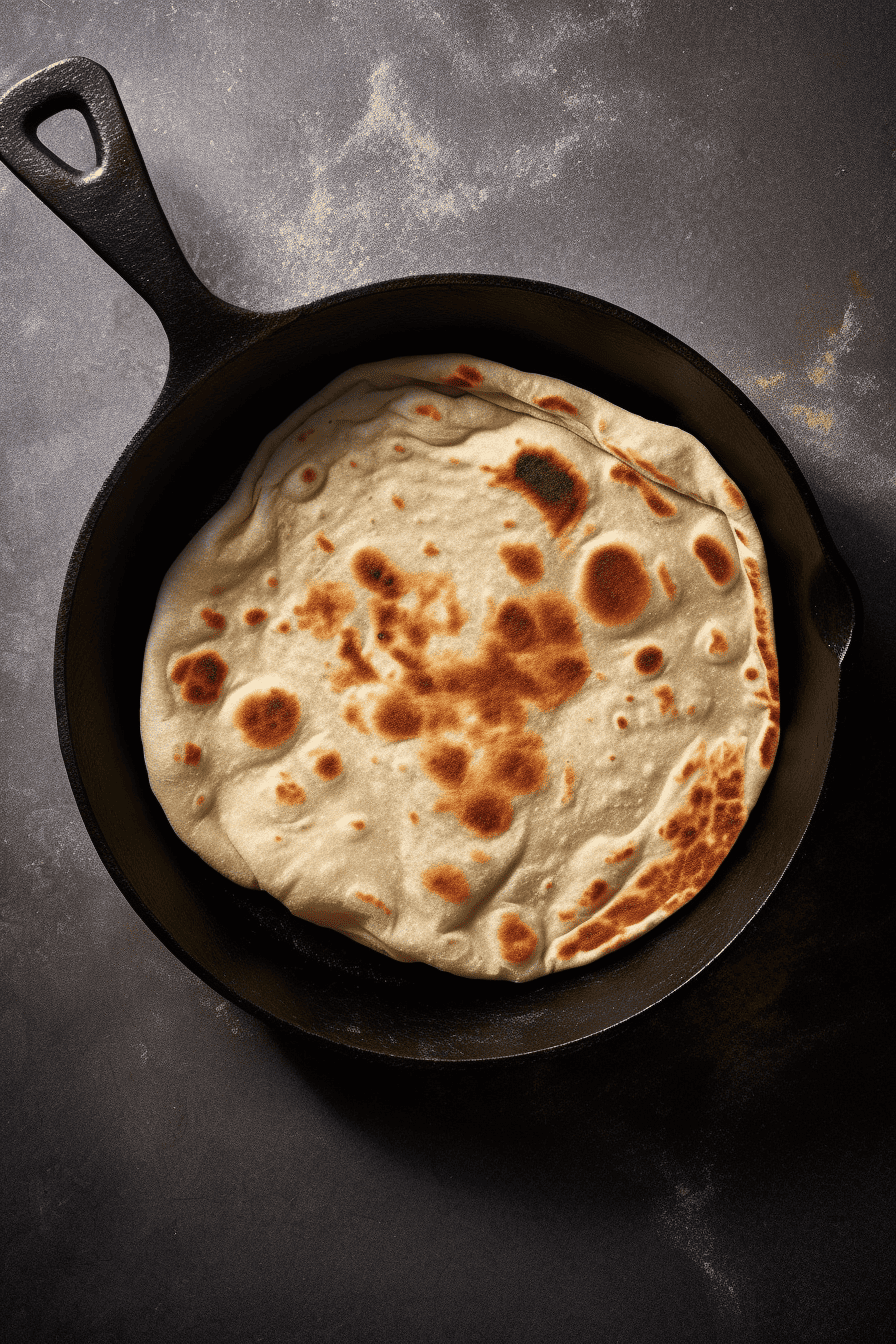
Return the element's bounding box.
[276,774,306,805]
[423,541,440,556]
[503,519,517,529]
[605,844,635,865]
[745,667,759,681]
[723,479,746,510]
[581,544,651,627]
[171,651,228,705]
[184,742,201,766]
[392,496,405,509]
[443,364,483,388]
[409,811,419,824]
[351,820,366,830]
[345,548,591,839]
[201,608,226,630]
[561,763,575,805]
[657,562,677,601]
[617,716,628,729]
[654,684,678,717]
[634,645,663,676]
[497,911,537,964]
[735,528,749,546]
[342,702,370,734]
[498,541,545,586]
[356,891,391,914]
[244,608,267,626]
[693,535,736,586]
[709,628,729,655]
[580,879,611,909]
[196,795,204,805]
[315,532,335,554]
[301,466,317,483]
[234,689,300,749]
[534,394,578,415]
[276,620,290,633]
[314,751,343,781]
[609,462,677,518]
[267,577,279,588]
[483,443,588,538]
[559,742,746,961]
[293,581,356,640]
[742,556,781,770]
[422,864,470,904]
[393,444,406,453]
[471,849,490,863]
[330,628,380,692]
[416,404,442,420]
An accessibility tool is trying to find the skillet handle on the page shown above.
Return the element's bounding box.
[0,57,262,377]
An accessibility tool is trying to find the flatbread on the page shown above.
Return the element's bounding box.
[140,355,780,981]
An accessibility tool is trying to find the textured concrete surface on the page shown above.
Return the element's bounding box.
[1,3,893,1341]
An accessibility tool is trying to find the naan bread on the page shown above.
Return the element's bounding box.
[140,355,779,981]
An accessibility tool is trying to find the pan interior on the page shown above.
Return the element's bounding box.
[60,280,843,1059]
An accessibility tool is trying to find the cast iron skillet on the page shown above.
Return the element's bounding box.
[0,57,860,1062]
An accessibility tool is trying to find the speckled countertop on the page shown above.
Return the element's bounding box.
[1,4,892,1341]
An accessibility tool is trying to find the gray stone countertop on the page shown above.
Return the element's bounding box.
[1,4,892,1341]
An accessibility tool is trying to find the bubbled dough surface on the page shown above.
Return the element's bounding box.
[140,355,779,981]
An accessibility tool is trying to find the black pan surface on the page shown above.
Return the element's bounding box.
[0,58,860,1062]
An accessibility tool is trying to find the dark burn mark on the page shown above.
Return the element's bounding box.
[171,651,228,705]
[422,864,470,904]
[534,394,578,415]
[483,445,588,538]
[184,742,201,766]
[443,364,483,389]
[559,742,746,961]
[693,534,736,586]
[201,608,225,630]
[617,716,628,729]
[499,541,545,586]
[314,751,343,781]
[498,911,537,964]
[244,608,267,626]
[634,645,663,676]
[301,467,317,483]
[580,544,651,627]
[234,689,300,749]
[351,547,409,598]
[609,462,677,518]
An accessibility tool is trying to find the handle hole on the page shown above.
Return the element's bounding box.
[35,107,99,172]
